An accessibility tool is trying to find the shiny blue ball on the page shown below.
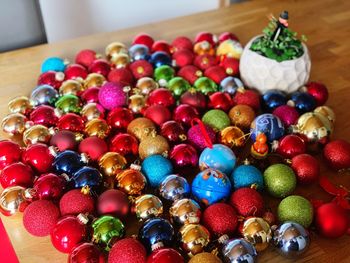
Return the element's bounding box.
[72,166,102,189]
[222,238,257,262]
[262,90,287,112]
[192,168,232,206]
[219,76,243,95]
[129,44,150,61]
[159,174,190,201]
[41,57,66,73]
[250,113,285,142]
[289,92,316,113]
[230,164,264,190]
[53,150,87,177]
[149,51,172,68]
[30,85,58,106]
[141,155,174,188]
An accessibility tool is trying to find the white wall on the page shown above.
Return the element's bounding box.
[39,0,219,43]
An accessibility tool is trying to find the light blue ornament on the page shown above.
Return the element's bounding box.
[192,168,231,206]
[231,164,264,190]
[30,84,59,106]
[199,144,236,176]
[141,155,174,188]
[129,44,150,61]
[159,174,190,201]
[250,113,285,142]
[41,57,66,73]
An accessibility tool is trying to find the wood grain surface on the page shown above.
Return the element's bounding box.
[1,0,350,262]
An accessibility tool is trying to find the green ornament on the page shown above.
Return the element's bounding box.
[263,164,296,198]
[194,77,218,95]
[202,109,230,132]
[55,94,81,113]
[154,65,175,87]
[167,77,191,98]
[278,195,313,228]
[92,215,125,251]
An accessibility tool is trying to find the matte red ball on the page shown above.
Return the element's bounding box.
[130,60,154,79]
[323,139,350,171]
[38,71,64,89]
[69,242,105,263]
[172,49,194,67]
[152,40,171,55]
[173,104,200,127]
[220,57,239,76]
[233,89,260,111]
[160,121,187,144]
[108,68,134,86]
[60,189,95,216]
[276,134,306,159]
[147,88,175,108]
[33,173,66,200]
[229,187,264,217]
[180,90,207,110]
[107,107,134,131]
[202,203,238,236]
[81,87,100,103]
[208,92,233,112]
[78,137,108,161]
[97,189,129,217]
[50,130,79,151]
[132,33,154,50]
[195,32,216,45]
[291,154,320,184]
[315,203,349,238]
[219,32,239,42]
[23,200,60,237]
[171,36,193,52]
[88,59,111,78]
[147,248,184,263]
[204,66,227,84]
[194,54,218,71]
[177,65,203,85]
[108,238,147,263]
[0,140,22,170]
[144,104,171,126]
[58,113,85,133]
[306,82,329,106]
[22,143,54,173]
[75,49,98,68]
[170,143,198,168]
[51,215,87,253]
[64,64,88,80]
[110,133,138,156]
[0,162,34,188]
[30,105,59,127]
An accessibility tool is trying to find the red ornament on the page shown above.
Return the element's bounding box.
[195,32,216,45]
[273,105,299,127]
[315,203,349,238]
[172,49,194,67]
[170,143,198,168]
[0,140,22,169]
[107,107,134,131]
[51,215,87,253]
[23,200,60,237]
[129,60,154,79]
[171,36,193,52]
[220,57,239,76]
[60,189,95,216]
[147,248,184,263]
[75,49,98,68]
[81,87,100,103]
[233,89,260,111]
[152,40,171,55]
[202,203,238,236]
[38,71,64,89]
[229,187,264,217]
[88,59,111,78]
[180,90,207,110]
[263,211,276,225]
[58,113,85,133]
[22,143,54,173]
[69,243,105,263]
[173,104,200,127]
[194,54,217,71]
[50,130,79,151]
[64,64,88,80]
[97,189,129,217]
[291,154,320,184]
[108,68,134,86]
[0,162,34,188]
[108,238,146,263]
[208,92,233,112]
[144,104,171,126]
[177,65,203,85]
[160,121,187,144]
[276,134,306,159]
[204,66,227,84]
[110,133,139,157]
[218,32,239,43]
[323,139,350,171]
[147,88,175,108]
[78,137,108,161]
[132,33,154,50]
[32,173,66,200]
[30,105,59,127]
[306,82,329,106]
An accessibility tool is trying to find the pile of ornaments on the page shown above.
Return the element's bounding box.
[0,31,349,263]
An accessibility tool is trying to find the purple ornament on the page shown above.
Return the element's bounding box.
[98,82,127,110]
[273,105,299,127]
[187,124,216,150]
[170,143,198,168]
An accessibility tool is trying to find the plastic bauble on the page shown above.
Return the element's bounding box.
[130,60,153,79]
[138,218,174,251]
[30,173,66,200]
[262,90,287,112]
[105,42,127,62]
[139,134,170,160]
[31,84,59,106]
[98,152,127,178]
[129,44,150,61]
[194,77,218,95]
[129,94,146,114]
[221,238,257,263]
[147,88,175,108]
[53,150,88,177]
[58,113,85,133]
[189,252,222,263]
[69,243,105,263]
[230,164,264,190]
[92,215,125,251]
[84,119,111,139]
[220,76,243,95]
[78,137,108,161]
[277,195,313,228]
[0,140,22,169]
[159,174,190,201]
[38,71,64,89]
[216,39,243,59]
[169,198,201,225]
[170,144,198,168]
[133,194,163,221]
[154,65,175,86]
[199,144,236,176]
[22,143,55,173]
[98,82,127,110]
[194,54,217,71]
[147,248,184,263]
[179,224,210,256]
[241,217,272,252]
[107,107,134,131]
[64,64,88,81]
[174,104,200,127]
[108,238,147,263]
[97,189,129,217]
[323,139,350,171]
[81,87,99,103]
[173,49,195,67]
[29,105,60,127]
[75,49,99,68]
[305,82,328,106]
[23,124,52,145]
[160,121,187,144]
[81,102,105,121]
[187,124,216,150]
[230,187,264,217]
[220,126,245,148]
[0,162,34,188]
[208,92,233,112]
[83,73,106,89]
[177,65,202,85]
[273,222,310,257]
[51,215,88,253]
[110,133,139,157]
[172,36,193,51]
[149,51,172,68]
[205,66,227,84]
[116,168,147,195]
[8,96,33,115]
[167,77,191,98]
[251,113,285,142]
[291,154,320,184]
[233,89,260,111]
[71,166,103,190]
[59,189,95,216]
[202,109,230,132]
[141,155,173,188]
[289,92,316,113]
[55,94,82,114]
[1,113,28,135]
[89,59,111,77]
[263,164,296,198]
[144,104,171,126]
[272,105,299,127]
[152,40,171,54]
[0,186,28,216]
[314,106,335,126]
[192,168,231,205]
[180,90,207,110]
[275,134,306,159]
[127,117,157,141]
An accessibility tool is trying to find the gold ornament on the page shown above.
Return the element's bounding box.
[59,79,84,95]
[138,134,169,159]
[8,96,33,115]
[169,198,201,225]
[0,186,28,216]
[193,41,215,56]
[220,126,246,147]
[216,39,243,60]
[189,252,222,263]
[128,94,146,114]
[23,124,52,145]
[179,224,210,256]
[135,77,159,96]
[111,53,130,68]
[229,104,255,130]
[84,73,106,89]
[127,117,156,141]
[105,42,128,62]
[314,106,335,127]
[242,217,272,252]
[1,113,28,136]
[99,152,127,177]
[117,168,146,196]
[85,119,110,139]
[133,194,163,221]
[81,102,105,121]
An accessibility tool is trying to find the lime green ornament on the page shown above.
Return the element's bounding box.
[154,65,175,87]
[55,94,82,113]
[278,195,313,228]
[194,77,218,95]
[167,77,191,98]
[202,109,231,132]
[92,215,125,251]
[263,164,296,198]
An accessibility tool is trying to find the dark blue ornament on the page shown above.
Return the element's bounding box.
[262,90,287,112]
[289,92,316,114]
[129,44,150,61]
[71,166,102,189]
[230,164,264,190]
[53,150,88,177]
[139,218,174,251]
[149,51,172,68]
[250,113,285,142]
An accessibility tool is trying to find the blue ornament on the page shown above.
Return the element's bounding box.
[289,92,316,114]
[149,51,172,68]
[141,155,174,188]
[199,144,236,176]
[250,113,285,142]
[230,164,264,190]
[41,57,66,73]
[30,85,58,106]
[159,174,190,201]
[139,218,174,251]
[71,166,103,190]
[129,44,150,61]
[222,238,257,263]
[53,150,88,177]
[219,76,243,95]
[262,90,287,112]
[192,168,232,206]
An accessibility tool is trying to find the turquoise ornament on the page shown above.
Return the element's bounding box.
[231,164,264,190]
[41,57,66,73]
[141,154,174,188]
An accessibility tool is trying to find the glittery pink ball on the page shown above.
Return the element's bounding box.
[98,82,127,110]
[187,124,216,150]
[273,105,299,127]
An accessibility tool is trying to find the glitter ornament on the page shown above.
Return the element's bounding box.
[138,134,169,160]
[205,66,227,84]
[323,139,350,171]
[0,140,22,169]
[98,82,127,110]
[251,113,285,142]
[264,164,296,198]
[306,82,329,106]
[160,121,187,144]
[127,117,157,141]
[187,124,216,150]
[272,105,299,127]
[220,76,243,95]
[0,162,34,189]
[188,252,222,263]
[177,65,202,85]
[133,194,163,221]
[108,68,134,87]
[144,104,171,126]
[291,154,320,184]
[59,189,95,216]
[22,143,55,173]
[194,54,217,71]
[170,144,198,168]
[222,239,257,263]
[194,77,218,95]
[58,113,85,133]
[108,238,147,263]
[169,198,201,225]
[130,60,153,79]
[159,174,190,201]
[275,134,306,159]
[141,155,173,188]
[228,105,255,131]
[75,49,98,68]
[8,96,33,115]
[202,109,230,131]
[230,187,264,217]
[180,90,207,110]
[97,189,129,217]
[230,163,264,190]
[241,217,272,252]
[173,104,200,127]
[78,136,108,161]
[41,57,66,73]
[147,248,184,263]
[220,126,245,148]
[233,89,260,111]
[179,224,210,256]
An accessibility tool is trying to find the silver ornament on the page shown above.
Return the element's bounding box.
[222,238,257,263]
[129,44,150,61]
[220,76,243,95]
[159,174,190,201]
[30,84,58,106]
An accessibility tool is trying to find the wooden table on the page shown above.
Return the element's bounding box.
[1,0,350,262]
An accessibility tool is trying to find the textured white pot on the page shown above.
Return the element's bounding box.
[239,35,311,94]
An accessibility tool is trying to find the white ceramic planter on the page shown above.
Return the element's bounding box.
[239,36,311,94]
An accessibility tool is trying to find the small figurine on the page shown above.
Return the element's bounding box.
[271,11,289,42]
[251,133,269,159]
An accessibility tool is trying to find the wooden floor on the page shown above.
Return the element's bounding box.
[1,0,350,262]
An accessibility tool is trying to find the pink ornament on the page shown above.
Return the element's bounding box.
[98,82,127,110]
[273,105,299,127]
[170,144,198,168]
[187,124,216,150]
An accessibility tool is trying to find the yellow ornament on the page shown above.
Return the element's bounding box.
[189,252,222,263]
[216,39,243,59]
[8,96,33,115]
[84,73,106,89]
[105,42,128,62]
[0,186,28,216]
[85,119,110,139]
[133,194,163,221]
[193,41,215,56]
[138,134,169,159]
[1,113,28,136]
[59,79,84,96]
[117,168,147,196]
[229,104,255,130]
[81,102,105,121]
[135,77,159,96]
[220,126,245,147]
[127,117,156,141]
[23,124,52,146]
[242,217,272,252]
[179,224,210,256]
